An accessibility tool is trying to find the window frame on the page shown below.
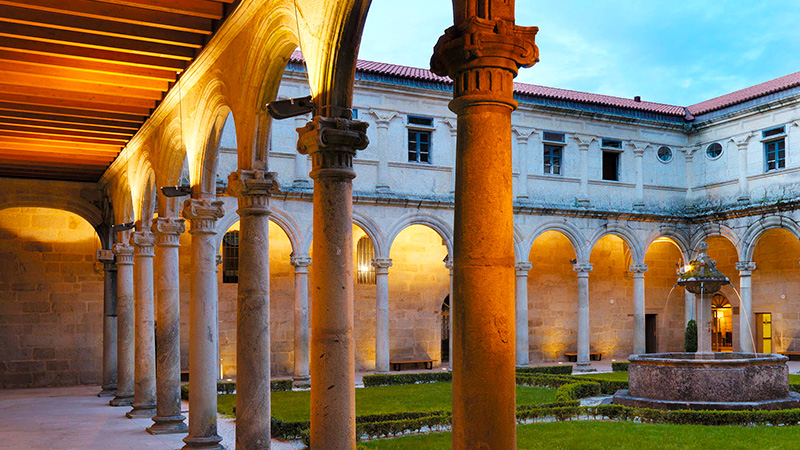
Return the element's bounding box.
[656,146,673,164]
[542,131,566,176]
[356,236,376,285]
[706,142,723,160]
[600,138,622,182]
[762,126,787,172]
[221,230,239,283]
[407,115,434,164]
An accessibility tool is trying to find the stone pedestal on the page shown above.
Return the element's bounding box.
[99,260,117,397]
[181,199,225,450]
[297,114,368,450]
[515,262,532,366]
[127,231,157,419]
[373,258,392,373]
[431,5,538,448]
[147,217,188,434]
[110,242,135,407]
[291,256,311,388]
[228,169,280,450]
[573,264,593,372]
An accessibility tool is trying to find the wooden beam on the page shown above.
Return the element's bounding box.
[0,5,205,48]
[0,91,155,116]
[0,71,164,101]
[0,149,115,164]
[0,22,196,59]
[0,49,178,81]
[0,84,157,109]
[0,124,130,143]
[0,59,168,91]
[0,101,147,124]
[0,129,130,146]
[0,168,106,180]
[0,137,122,154]
[0,0,214,34]
[0,117,135,137]
[0,141,121,157]
[0,109,141,131]
[0,36,187,71]
[94,0,224,20]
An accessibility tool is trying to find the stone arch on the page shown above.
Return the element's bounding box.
[352,211,386,260]
[0,191,103,230]
[587,224,644,265]
[192,76,234,197]
[740,216,800,262]
[690,223,742,260]
[384,212,453,260]
[215,206,303,258]
[138,170,157,230]
[526,220,587,263]
[642,226,692,264]
[154,116,188,217]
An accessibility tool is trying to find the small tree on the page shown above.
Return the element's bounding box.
[684,319,698,352]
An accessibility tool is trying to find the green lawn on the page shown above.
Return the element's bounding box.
[218,382,557,420]
[358,420,800,449]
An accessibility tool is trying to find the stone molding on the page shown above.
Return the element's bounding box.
[130,231,155,257]
[296,115,369,180]
[732,133,755,149]
[681,147,699,161]
[372,257,393,274]
[736,261,757,274]
[572,135,596,150]
[573,263,593,274]
[369,109,398,128]
[515,261,533,273]
[512,127,537,143]
[181,199,224,235]
[151,217,185,247]
[103,261,118,272]
[628,141,650,156]
[227,169,280,215]
[629,264,649,274]
[113,242,134,265]
[290,255,312,269]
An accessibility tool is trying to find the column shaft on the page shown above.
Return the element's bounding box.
[148,218,187,434]
[515,262,532,366]
[99,260,117,397]
[574,265,592,371]
[697,291,712,353]
[182,199,225,450]
[110,243,135,407]
[292,256,311,387]
[685,291,696,324]
[737,262,756,353]
[128,231,157,419]
[633,149,645,206]
[737,141,750,201]
[373,258,392,373]
[631,265,647,355]
[515,136,530,199]
[447,264,454,368]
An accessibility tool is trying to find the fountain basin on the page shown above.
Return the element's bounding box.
[612,352,800,410]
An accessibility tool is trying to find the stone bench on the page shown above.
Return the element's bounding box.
[564,352,602,362]
[390,359,434,371]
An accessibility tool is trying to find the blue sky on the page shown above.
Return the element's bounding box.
[359,1,800,106]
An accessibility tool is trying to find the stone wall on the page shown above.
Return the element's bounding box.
[589,235,634,359]
[0,207,104,388]
[643,239,686,352]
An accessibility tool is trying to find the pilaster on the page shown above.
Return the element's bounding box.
[291,255,312,388]
[514,261,532,367]
[736,261,756,352]
[110,242,135,407]
[373,257,393,374]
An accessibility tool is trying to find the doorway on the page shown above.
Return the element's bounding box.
[441,295,450,363]
[755,312,773,353]
[645,314,658,353]
[712,294,733,352]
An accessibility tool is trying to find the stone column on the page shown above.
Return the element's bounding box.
[370,110,396,193]
[181,199,225,450]
[99,259,118,397]
[683,148,697,200]
[630,142,648,207]
[297,115,369,450]
[373,258,392,373]
[431,6,537,448]
[736,261,756,352]
[630,264,648,354]
[513,129,533,200]
[573,263,593,371]
[291,255,311,388]
[734,135,753,202]
[697,289,712,354]
[110,242,135,407]
[443,118,458,195]
[127,231,157,419]
[293,117,311,188]
[228,169,280,450]
[147,217,188,434]
[573,136,594,205]
[515,262,532,366]
[685,291,696,324]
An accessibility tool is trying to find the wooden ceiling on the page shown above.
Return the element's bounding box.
[0,0,236,182]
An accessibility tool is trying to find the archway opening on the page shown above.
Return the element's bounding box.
[711,293,733,352]
[441,295,450,363]
[703,235,740,351]
[589,234,633,359]
[644,236,686,353]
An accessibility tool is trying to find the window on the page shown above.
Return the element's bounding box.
[407,115,434,164]
[601,138,622,149]
[763,126,786,172]
[352,108,359,119]
[542,132,565,175]
[657,146,673,163]
[602,151,620,181]
[706,143,723,159]
[222,231,239,283]
[356,236,375,285]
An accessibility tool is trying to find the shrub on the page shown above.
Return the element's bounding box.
[362,371,452,387]
[685,319,698,352]
[555,381,601,401]
[180,379,294,400]
[516,365,573,375]
[611,362,629,372]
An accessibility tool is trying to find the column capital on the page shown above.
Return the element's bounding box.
[627,141,650,156]
[227,169,280,215]
[680,147,699,161]
[731,133,755,149]
[130,231,155,257]
[181,199,224,235]
[151,217,185,247]
[629,264,649,274]
[102,260,118,272]
[113,242,134,265]
[290,255,312,268]
[368,109,398,128]
[515,261,533,273]
[572,135,596,150]
[736,261,756,274]
[573,263,593,274]
[442,118,458,136]
[296,116,369,180]
[372,258,393,274]
[512,127,537,143]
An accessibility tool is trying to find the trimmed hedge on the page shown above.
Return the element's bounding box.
[180,379,293,400]
[611,362,629,372]
[515,365,574,376]
[556,381,601,402]
[362,372,451,387]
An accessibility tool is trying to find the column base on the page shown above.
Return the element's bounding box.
[126,402,156,419]
[516,194,529,201]
[577,198,590,206]
[109,395,133,407]
[292,179,311,189]
[97,386,116,397]
[515,364,530,368]
[737,195,750,203]
[375,185,391,193]
[292,376,311,389]
[147,415,188,435]
[182,434,224,450]
[574,363,596,373]
[633,202,645,208]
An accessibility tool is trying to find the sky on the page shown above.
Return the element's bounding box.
[359,1,800,106]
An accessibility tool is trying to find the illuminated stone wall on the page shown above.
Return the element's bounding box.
[643,240,686,352]
[0,207,103,388]
[588,235,635,359]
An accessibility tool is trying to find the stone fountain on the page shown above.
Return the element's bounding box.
[613,241,800,410]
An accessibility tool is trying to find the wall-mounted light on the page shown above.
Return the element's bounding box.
[266,95,316,120]
[161,185,192,197]
[112,222,135,232]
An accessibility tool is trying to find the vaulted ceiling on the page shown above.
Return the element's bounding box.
[0,0,236,181]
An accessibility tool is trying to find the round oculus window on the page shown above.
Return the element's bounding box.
[657,146,673,163]
[706,142,723,159]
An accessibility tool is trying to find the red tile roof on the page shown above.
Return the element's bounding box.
[290,51,799,120]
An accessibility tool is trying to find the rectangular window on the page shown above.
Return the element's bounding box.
[352,108,359,119]
[763,126,786,172]
[602,151,620,181]
[543,132,565,175]
[407,115,434,164]
[543,131,566,143]
[601,138,622,149]
[222,231,239,283]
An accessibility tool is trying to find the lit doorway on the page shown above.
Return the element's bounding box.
[645,314,658,353]
[755,313,773,353]
[712,294,733,352]
[441,295,450,363]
